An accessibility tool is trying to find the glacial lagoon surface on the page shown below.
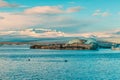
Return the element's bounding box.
[1,45,120,80]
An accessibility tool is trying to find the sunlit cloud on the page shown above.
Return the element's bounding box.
[0,0,19,8]
[24,6,82,15]
[66,6,82,13]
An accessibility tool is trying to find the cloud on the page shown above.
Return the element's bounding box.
[118,12,120,15]
[1,28,120,39]
[101,12,110,17]
[0,16,4,19]
[0,6,93,33]
[93,10,110,17]
[24,6,82,15]
[0,12,44,30]
[66,6,82,13]
[0,11,92,31]
[92,10,101,16]
[60,29,120,39]
[69,2,76,4]
[0,0,19,8]
[24,6,64,14]
[0,28,65,38]
[20,28,65,38]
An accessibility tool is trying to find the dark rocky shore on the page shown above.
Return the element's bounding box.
[30,44,97,50]
[30,38,98,50]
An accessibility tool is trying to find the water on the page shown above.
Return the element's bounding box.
[0,45,120,80]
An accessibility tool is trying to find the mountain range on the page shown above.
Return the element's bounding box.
[0,28,120,43]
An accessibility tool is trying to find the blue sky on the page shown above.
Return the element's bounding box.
[0,0,120,34]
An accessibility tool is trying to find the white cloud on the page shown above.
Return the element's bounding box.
[0,0,18,7]
[24,6,82,15]
[93,10,110,17]
[101,12,110,17]
[118,12,120,15]
[92,9,101,16]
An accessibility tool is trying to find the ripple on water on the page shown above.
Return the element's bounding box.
[0,48,120,80]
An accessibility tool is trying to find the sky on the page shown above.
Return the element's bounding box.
[0,0,120,38]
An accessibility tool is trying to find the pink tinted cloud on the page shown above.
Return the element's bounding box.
[0,0,18,7]
[24,6,82,14]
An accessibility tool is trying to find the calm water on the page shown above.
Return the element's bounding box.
[1,45,120,80]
